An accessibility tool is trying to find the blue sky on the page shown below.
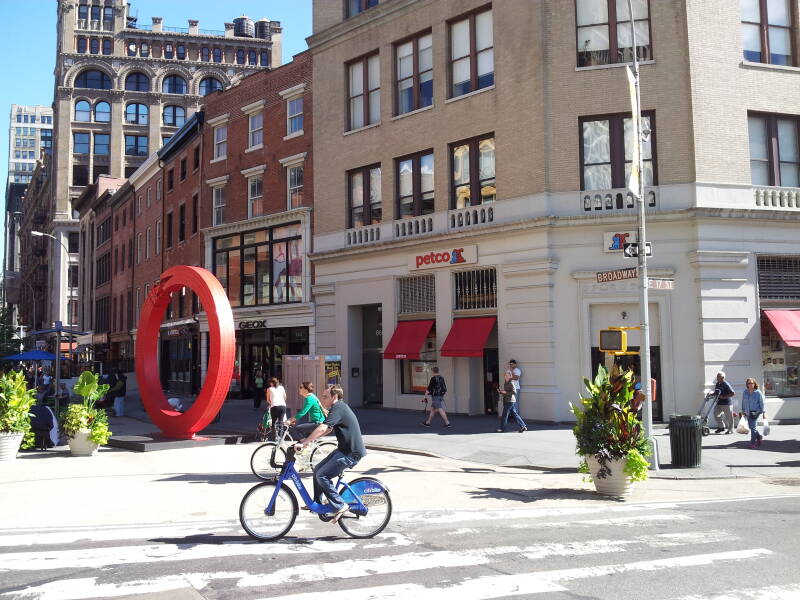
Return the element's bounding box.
[0,0,311,261]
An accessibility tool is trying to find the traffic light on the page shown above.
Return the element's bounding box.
[599,329,627,353]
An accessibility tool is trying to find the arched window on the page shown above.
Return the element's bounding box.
[125,72,149,91]
[125,103,148,125]
[199,77,223,96]
[236,49,245,64]
[103,6,113,21]
[177,45,186,60]
[248,50,257,65]
[77,37,87,53]
[90,38,99,54]
[78,4,88,20]
[102,38,112,54]
[163,75,187,94]
[201,47,210,61]
[75,70,112,89]
[94,101,111,122]
[213,48,222,63]
[140,42,149,57]
[163,105,186,127]
[74,100,91,122]
[90,5,100,21]
[127,41,137,56]
[260,51,269,67]
[164,43,174,59]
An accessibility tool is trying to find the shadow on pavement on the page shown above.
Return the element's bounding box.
[157,473,258,485]
[703,439,800,453]
[466,486,611,503]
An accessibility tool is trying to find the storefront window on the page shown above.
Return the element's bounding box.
[761,317,800,397]
[213,223,302,307]
[400,328,437,394]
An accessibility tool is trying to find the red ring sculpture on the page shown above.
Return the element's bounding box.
[135,266,235,439]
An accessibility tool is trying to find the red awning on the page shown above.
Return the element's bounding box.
[440,316,497,357]
[382,320,435,359]
[764,310,800,347]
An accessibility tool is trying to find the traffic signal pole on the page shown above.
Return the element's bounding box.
[627,0,658,470]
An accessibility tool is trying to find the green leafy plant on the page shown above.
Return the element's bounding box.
[570,365,651,483]
[61,371,111,446]
[0,370,37,448]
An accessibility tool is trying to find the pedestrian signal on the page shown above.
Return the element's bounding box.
[599,329,627,353]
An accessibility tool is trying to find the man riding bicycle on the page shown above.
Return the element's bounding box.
[296,384,366,524]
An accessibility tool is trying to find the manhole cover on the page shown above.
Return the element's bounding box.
[766,478,800,487]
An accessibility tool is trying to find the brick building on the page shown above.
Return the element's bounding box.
[308,0,800,421]
[199,52,313,400]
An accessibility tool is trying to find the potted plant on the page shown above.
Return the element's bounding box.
[0,371,37,460]
[61,371,111,456]
[570,365,651,496]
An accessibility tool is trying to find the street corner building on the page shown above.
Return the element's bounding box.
[307,0,800,423]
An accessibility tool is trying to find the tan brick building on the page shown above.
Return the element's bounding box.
[309,0,800,421]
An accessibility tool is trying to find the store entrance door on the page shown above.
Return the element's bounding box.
[483,348,499,414]
[362,304,383,405]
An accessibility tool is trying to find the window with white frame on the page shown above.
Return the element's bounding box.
[213,186,226,225]
[146,227,151,259]
[155,219,161,255]
[249,175,264,217]
[136,232,142,264]
[288,166,304,209]
[214,125,227,159]
[156,180,162,202]
[146,186,151,208]
[249,112,263,148]
[287,97,303,135]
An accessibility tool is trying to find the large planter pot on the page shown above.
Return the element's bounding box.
[68,429,99,456]
[0,431,24,461]
[586,455,633,497]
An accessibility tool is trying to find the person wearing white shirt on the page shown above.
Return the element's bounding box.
[505,359,522,405]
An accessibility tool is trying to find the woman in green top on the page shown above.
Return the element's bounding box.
[288,381,326,437]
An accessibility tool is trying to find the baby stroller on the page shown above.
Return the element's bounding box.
[698,389,720,437]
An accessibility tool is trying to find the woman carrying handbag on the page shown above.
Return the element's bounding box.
[741,377,766,449]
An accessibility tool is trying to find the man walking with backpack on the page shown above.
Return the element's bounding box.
[421,367,451,428]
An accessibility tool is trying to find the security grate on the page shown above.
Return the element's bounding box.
[399,274,435,313]
[454,268,497,310]
[757,256,800,300]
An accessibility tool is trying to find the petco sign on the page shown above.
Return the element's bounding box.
[409,245,478,271]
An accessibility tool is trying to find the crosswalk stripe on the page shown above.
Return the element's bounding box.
[0,530,735,599]
[674,583,800,600]
[0,534,410,572]
[259,548,774,600]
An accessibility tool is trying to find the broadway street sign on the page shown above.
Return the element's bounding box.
[596,267,638,283]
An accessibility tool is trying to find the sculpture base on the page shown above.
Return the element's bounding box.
[107,433,235,452]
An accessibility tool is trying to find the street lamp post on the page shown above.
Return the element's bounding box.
[31,231,74,399]
[625,0,658,470]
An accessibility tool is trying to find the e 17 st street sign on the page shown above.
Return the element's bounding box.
[622,242,652,258]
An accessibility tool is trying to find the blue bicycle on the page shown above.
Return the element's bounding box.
[239,445,392,540]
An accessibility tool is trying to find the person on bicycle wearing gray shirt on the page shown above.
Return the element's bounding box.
[297,384,367,523]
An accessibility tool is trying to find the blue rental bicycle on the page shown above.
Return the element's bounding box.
[239,445,392,540]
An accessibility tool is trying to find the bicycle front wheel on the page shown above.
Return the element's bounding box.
[250,443,287,480]
[337,477,392,539]
[309,441,338,470]
[239,482,298,541]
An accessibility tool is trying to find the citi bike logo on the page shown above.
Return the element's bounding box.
[415,248,466,269]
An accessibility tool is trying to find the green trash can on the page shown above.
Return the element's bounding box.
[669,414,702,468]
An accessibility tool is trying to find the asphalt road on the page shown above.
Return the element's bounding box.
[2,495,799,600]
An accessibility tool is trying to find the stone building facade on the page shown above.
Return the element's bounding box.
[308,0,800,421]
[35,0,282,337]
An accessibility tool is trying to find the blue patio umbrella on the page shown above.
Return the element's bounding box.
[1,350,58,361]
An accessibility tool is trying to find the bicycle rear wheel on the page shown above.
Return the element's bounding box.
[239,482,298,541]
[337,477,392,538]
[309,441,338,470]
[250,443,287,480]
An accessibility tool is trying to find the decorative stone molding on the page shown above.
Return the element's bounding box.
[240,164,266,177]
[278,83,306,100]
[278,152,307,168]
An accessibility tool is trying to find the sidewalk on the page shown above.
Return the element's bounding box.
[111,394,800,480]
